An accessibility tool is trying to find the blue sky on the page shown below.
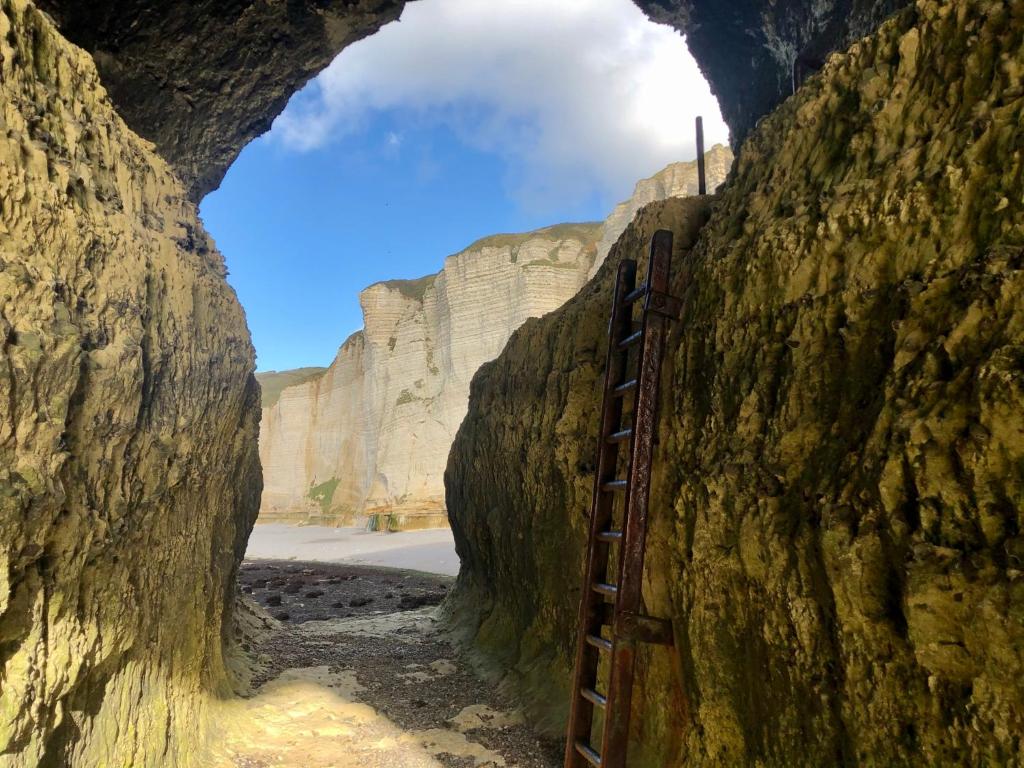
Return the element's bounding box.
[199,0,728,372]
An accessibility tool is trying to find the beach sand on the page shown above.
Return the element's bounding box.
[245,524,460,576]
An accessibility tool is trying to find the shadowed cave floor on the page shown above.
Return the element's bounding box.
[215,561,561,768]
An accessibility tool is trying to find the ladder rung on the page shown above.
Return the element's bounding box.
[585,634,613,652]
[601,480,627,492]
[596,530,622,543]
[613,379,637,397]
[621,286,646,306]
[593,582,618,597]
[581,687,607,708]
[607,428,632,444]
[575,741,602,766]
[617,330,643,350]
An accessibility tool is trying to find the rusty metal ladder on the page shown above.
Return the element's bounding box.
[564,230,682,768]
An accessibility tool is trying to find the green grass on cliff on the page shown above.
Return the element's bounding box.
[308,477,340,515]
[463,222,603,254]
[395,388,418,406]
[374,274,437,301]
[255,367,327,408]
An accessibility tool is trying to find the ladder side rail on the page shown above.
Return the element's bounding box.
[564,258,638,768]
[601,230,676,768]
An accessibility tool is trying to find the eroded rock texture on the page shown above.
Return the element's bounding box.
[448,1,1024,764]
[0,1,260,765]
[34,0,406,200]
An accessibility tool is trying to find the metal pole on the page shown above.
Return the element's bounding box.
[696,115,706,195]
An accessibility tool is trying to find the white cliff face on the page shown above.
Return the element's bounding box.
[258,335,369,520]
[257,224,601,522]
[257,149,734,524]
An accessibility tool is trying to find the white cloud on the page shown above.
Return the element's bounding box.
[271,0,730,208]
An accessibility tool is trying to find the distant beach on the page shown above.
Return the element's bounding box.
[245,524,459,576]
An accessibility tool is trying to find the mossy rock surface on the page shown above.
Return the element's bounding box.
[0,2,260,764]
[447,2,1024,764]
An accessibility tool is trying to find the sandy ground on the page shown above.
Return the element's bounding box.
[246,524,460,576]
[212,561,562,768]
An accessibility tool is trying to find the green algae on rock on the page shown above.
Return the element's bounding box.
[446,0,1024,764]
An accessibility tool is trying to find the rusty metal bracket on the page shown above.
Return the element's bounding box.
[645,290,682,320]
[616,612,674,646]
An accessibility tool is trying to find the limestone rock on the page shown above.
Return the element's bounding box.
[447,1,1024,763]
[257,224,602,524]
[259,332,370,522]
[0,2,260,765]
[256,367,328,409]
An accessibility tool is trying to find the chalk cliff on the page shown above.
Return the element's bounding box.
[591,144,732,277]
[447,1,1024,763]
[258,224,602,524]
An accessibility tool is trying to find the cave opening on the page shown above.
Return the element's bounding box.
[196,1,725,593]
[195,1,728,764]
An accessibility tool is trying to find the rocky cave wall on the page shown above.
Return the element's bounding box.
[637,0,914,145]
[34,0,407,200]
[0,1,260,765]
[447,1,1024,764]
